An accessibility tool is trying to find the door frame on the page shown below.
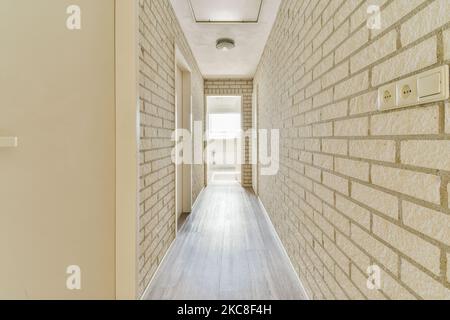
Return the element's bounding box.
[115,0,139,300]
[175,45,193,233]
[205,94,243,186]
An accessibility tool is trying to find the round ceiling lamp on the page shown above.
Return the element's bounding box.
[216,38,235,51]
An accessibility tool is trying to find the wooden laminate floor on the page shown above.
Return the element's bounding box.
[144,184,307,300]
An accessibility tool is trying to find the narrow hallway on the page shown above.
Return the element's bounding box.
[144,185,307,300]
[2,0,450,303]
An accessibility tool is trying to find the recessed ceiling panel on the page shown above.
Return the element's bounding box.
[170,0,281,78]
[189,0,263,23]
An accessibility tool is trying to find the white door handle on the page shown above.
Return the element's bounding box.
[0,137,18,148]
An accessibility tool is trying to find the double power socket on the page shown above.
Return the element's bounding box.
[378,65,450,111]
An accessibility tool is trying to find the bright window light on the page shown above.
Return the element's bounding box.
[209,113,241,139]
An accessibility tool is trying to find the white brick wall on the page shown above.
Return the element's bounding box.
[349,139,396,162]
[447,253,450,282]
[351,182,399,219]
[138,0,205,296]
[401,140,450,171]
[446,102,450,133]
[254,0,450,299]
[372,37,437,86]
[401,260,450,300]
[371,105,440,136]
[400,0,450,45]
[371,165,441,204]
[402,201,450,246]
[445,28,450,61]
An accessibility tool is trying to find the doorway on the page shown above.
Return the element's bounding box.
[175,50,193,232]
[206,96,242,185]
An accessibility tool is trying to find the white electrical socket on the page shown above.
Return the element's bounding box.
[377,65,450,111]
[396,76,418,107]
[378,83,397,110]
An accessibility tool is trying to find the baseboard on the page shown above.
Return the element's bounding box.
[140,186,206,300]
[191,187,205,213]
[140,234,177,300]
[256,196,311,300]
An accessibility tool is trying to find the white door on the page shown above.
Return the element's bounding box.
[0,0,115,299]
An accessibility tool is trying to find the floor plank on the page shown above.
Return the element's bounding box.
[144,184,307,300]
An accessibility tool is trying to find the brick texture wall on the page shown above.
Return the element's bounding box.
[254,0,450,299]
[205,79,253,187]
[138,0,205,296]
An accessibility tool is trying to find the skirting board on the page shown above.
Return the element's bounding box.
[140,187,206,300]
[256,196,311,300]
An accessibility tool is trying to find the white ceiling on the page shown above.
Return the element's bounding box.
[170,0,281,79]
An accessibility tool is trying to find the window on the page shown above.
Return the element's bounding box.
[208,113,241,139]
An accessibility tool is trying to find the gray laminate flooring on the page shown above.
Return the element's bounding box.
[144,184,307,300]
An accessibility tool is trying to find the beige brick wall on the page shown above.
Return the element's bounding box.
[138,0,205,296]
[204,80,253,187]
[254,0,450,299]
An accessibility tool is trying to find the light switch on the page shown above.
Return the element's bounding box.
[417,65,449,103]
[0,137,18,148]
[418,72,441,98]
